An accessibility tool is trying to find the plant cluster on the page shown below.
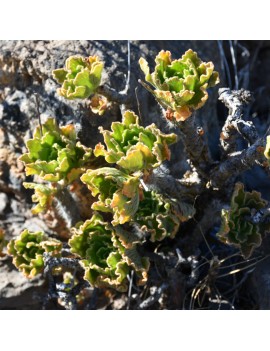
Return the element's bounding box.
[139,49,219,121]
[6,47,270,307]
[20,117,92,214]
[218,182,270,258]
[7,229,62,278]
[52,56,103,100]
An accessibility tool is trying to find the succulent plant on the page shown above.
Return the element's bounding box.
[81,167,141,226]
[69,213,149,292]
[218,182,270,258]
[23,182,57,214]
[134,191,180,242]
[20,118,92,184]
[139,49,219,121]
[7,230,62,278]
[52,55,103,100]
[94,110,177,173]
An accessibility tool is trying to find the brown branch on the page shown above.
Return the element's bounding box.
[138,79,169,111]
[209,88,265,190]
[219,88,257,154]
[54,187,81,227]
[138,79,212,179]
[144,166,203,200]
[97,84,131,105]
[209,137,267,189]
[177,114,213,179]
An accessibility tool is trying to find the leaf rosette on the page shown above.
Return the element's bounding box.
[81,167,141,226]
[139,49,219,121]
[94,110,177,173]
[134,191,180,242]
[20,118,92,184]
[7,230,62,278]
[53,55,103,100]
[69,213,149,292]
[218,182,270,258]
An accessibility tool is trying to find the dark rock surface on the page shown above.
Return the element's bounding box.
[0,257,45,309]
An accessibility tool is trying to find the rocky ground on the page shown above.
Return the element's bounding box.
[1,40,270,309]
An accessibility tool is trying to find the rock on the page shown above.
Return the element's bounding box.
[0,147,25,193]
[0,257,45,309]
[0,192,8,214]
[245,234,270,309]
[0,127,6,145]
[247,256,270,309]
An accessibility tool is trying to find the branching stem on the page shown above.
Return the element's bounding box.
[219,88,257,154]
[210,137,267,189]
[54,187,81,227]
[210,88,267,189]
[177,114,213,179]
[97,84,131,105]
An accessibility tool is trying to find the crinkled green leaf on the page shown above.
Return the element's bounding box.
[113,225,143,249]
[110,190,140,226]
[69,213,148,292]
[134,191,180,242]
[124,246,150,285]
[52,68,67,84]
[23,182,57,214]
[20,118,92,184]
[52,55,103,100]
[139,49,220,122]
[7,229,62,278]
[139,57,152,83]
[218,182,270,258]
[94,110,177,173]
[81,167,140,225]
[117,142,155,172]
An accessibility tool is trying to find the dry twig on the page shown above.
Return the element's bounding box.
[219,88,257,154]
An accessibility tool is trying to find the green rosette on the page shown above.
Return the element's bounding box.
[139,49,219,121]
[7,230,62,278]
[218,182,270,258]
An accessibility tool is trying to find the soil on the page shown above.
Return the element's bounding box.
[1,40,270,309]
